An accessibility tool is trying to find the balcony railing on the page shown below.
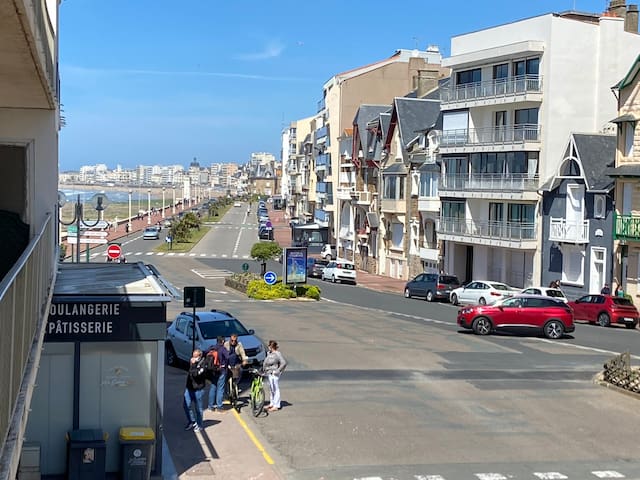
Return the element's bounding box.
[549,218,589,244]
[438,217,536,242]
[0,214,56,479]
[441,124,541,148]
[441,75,542,104]
[316,125,329,142]
[337,187,354,200]
[316,153,330,169]
[316,181,328,194]
[317,98,325,112]
[614,213,640,241]
[439,173,539,192]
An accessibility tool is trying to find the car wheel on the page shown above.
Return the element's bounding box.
[597,312,611,327]
[404,288,411,299]
[451,293,459,306]
[478,297,487,305]
[472,317,492,335]
[332,275,336,283]
[544,320,564,339]
[426,290,434,302]
[166,342,178,366]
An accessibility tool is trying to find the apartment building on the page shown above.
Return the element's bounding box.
[0,1,61,478]
[438,3,640,287]
[281,117,315,219]
[315,47,447,244]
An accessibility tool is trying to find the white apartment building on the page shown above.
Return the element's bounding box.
[438,5,640,287]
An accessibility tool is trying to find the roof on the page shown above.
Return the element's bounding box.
[610,114,637,123]
[382,162,408,174]
[353,105,390,151]
[393,97,441,148]
[614,53,640,90]
[607,164,640,177]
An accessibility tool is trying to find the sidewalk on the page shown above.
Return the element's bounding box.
[268,207,407,295]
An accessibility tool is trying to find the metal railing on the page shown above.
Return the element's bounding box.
[441,75,542,103]
[439,173,539,192]
[549,218,589,243]
[614,213,640,240]
[33,0,58,102]
[0,213,56,480]
[438,217,536,242]
[441,124,541,148]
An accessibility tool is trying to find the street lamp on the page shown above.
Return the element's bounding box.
[172,186,176,215]
[147,188,151,225]
[128,189,132,233]
[162,187,166,218]
[58,191,108,264]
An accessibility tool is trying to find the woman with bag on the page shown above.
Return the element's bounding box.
[263,340,287,412]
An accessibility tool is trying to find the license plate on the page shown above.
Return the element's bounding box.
[623,317,636,322]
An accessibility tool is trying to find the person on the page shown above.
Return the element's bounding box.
[263,340,287,412]
[615,284,624,297]
[224,334,249,392]
[601,284,611,295]
[205,336,229,412]
[183,349,207,432]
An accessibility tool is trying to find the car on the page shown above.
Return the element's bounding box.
[165,309,266,367]
[307,258,329,278]
[142,226,160,240]
[404,273,461,302]
[521,286,568,303]
[321,260,357,284]
[258,214,270,223]
[568,294,639,329]
[258,226,274,240]
[450,280,515,306]
[234,202,241,207]
[162,219,172,228]
[320,244,337,260]
[457,294,575,339]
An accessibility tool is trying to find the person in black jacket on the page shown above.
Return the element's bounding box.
[183,348,207,432]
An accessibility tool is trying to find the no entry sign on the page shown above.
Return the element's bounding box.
[106,244,122,259]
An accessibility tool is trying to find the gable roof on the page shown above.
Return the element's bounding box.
[353,104,390,152]
[614,53,640,90]
[573,133,615,191]
[393,97,441,148]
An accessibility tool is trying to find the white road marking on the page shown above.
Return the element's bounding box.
[592,472,625,478]
[475,474,507,480]
[414,475,446,480]
[534,473,568,479]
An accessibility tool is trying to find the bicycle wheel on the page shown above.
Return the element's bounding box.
[229,379,239,411]
[251,382,265,417]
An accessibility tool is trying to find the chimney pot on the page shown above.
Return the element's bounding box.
[609,0,628,18]
[626,4,639,32]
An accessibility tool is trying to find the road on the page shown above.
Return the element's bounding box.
[88,203,640,480]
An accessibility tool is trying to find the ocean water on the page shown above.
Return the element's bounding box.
[60,189,163,203]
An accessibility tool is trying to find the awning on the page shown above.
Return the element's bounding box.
[606,165,640,177]
[366,212,379,229]
[610,114,637,123]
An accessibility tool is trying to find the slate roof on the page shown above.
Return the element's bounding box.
[393,97,441,148]
[353,105,390,151]
[573,133,615,191]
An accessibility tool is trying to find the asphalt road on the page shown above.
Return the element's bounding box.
[87,204,640,480]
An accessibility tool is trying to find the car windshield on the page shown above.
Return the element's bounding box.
[439,276,459,285]
[198,318,249,339]
[337,263,354,270]
[546,290,566,299]
[613,297,634,306]
[489,283,510,291]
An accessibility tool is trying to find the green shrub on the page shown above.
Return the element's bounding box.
[246,279,296,300]
[295,284,321,300]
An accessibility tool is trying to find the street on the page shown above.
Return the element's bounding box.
[88,204,640,480]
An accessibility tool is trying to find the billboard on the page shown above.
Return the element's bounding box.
[283,247,307,284]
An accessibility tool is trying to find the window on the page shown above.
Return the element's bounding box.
[419,171,438,197]
[456,68,481,85]
[562,246,585,285]
[624,122,635,157]
[493,63,508,79]
[442,201,465,219]
[383,175,405,200]
[392,222,404,249]
[515,108,539,125]
[593,194,606,219]
[513,57,539,76]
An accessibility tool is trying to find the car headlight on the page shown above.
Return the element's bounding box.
[256,344,263,353]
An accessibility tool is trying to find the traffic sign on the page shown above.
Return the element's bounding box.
[106,244,122,259]
[67,231,108,237]
[242,262,249,272]
[67,237,108,245]
[263,271,277,285]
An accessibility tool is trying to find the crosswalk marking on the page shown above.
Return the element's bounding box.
[534,473,568,479]
[414,475,446,480]
[191,268,234,279]
[475,474,507,480]
[84,251,253,260]
[592,472,625,478]
[356,472,630,480]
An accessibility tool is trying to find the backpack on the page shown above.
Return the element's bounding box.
[206,347,221,374]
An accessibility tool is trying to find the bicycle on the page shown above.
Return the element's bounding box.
[248,368,265,417]
[226,366,241,412]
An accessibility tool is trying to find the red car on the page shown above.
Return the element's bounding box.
[568,294,639,329]
[457,294,575,339]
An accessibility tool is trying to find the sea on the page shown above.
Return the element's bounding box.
[59,188,163,204]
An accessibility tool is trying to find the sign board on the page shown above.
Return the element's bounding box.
[242,263,249,272]
[263,271,277,285]
[106,244,122,259]
[183,286,205,308]
[67,237,108,245]
[282,247,308,285]
[81,220,110,230]
[67,231,108,238]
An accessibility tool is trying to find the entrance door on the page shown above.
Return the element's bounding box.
[590,247,606,294]
[465,245,473,284]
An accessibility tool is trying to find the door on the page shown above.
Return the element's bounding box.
[458,281,478,303]
[566,184,584,241]
[410,273,426,296]
[465,246,474,284]
[572,295,594,321]
[590,247,606,294]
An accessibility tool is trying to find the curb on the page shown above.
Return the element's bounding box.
[593,372,640,400]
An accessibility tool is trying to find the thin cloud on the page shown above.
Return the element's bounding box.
[234,40,285,61]
[61,65,309,82]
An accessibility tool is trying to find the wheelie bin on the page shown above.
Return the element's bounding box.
[119,427,155,480]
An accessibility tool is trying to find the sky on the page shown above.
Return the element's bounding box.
[58,0,610,171]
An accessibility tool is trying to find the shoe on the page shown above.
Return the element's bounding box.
[184,422,196,431]
[267,406,279,412]
[208,407,216,412]
[193,425,201,433]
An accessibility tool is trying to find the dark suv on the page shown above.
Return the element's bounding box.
[404,273,461,302]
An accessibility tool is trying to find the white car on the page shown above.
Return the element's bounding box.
[450,280,515,306]
[320,244,337,260]
[234,202,242,207]
[521,286,568,302]
[321,260,357,284]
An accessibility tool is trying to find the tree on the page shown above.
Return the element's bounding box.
[250,242,282,275]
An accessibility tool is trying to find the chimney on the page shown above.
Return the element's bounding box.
[609,0,627,18]
[415,69,440,98]
[626,4,639,32]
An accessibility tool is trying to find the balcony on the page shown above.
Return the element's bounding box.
[337,187,354,200]
[315,153,330,172]
[438,217,537,249]
[614,214,640,241]
[439,173,539,200]
[439,125,541,154]
[316,181,328,196]
[440,75,543,108]
[419,246,440,262]
[549,218,589,244]
[339,172,355,185]
[316,125,329,144]
[317,98,325,112]
[354,190,372,205]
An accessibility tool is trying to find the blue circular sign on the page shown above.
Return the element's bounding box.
[263,271,277,285]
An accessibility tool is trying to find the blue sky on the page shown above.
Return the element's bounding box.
[59,0,609,171]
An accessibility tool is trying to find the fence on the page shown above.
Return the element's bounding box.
[602,352,640,394]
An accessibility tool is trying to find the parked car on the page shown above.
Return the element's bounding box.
[258,226,274,240]
[521,286,568,303]
[457,294,575,339]
[234,201,242,207]
[165,309,266,367]
[142,226,160,240]
[322,260,357,284]
[307,258,329,278]
[404,273,461,302]
[450,280,514,306]
[568,294,639,329]
[320,244,337,260]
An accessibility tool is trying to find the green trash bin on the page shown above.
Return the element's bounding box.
[119,427,155,480]
[67,429,106,480]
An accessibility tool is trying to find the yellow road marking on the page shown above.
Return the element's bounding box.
[232,409,274,464]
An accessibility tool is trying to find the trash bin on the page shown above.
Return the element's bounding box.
[119,427,155,480]
[67,429,106,480]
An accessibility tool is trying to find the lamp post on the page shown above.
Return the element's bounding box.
[147,188,151,225]
[58,192,108,264]
[172,186,176,215]
[162,187,166,218]
[128,189,133,233]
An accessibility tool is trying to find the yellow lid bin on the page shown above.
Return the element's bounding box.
[119,427,155,442]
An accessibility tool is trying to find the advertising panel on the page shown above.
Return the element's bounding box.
[283,247,307,284]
